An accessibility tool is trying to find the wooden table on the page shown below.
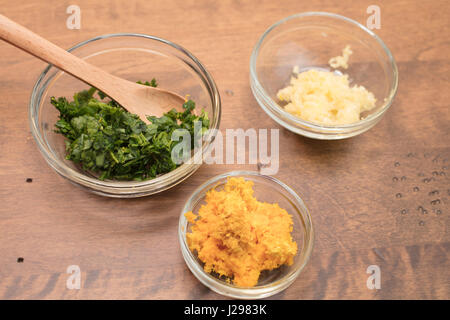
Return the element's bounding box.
[0,0,448,300]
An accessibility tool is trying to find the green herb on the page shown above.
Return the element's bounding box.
[51,80,209,181]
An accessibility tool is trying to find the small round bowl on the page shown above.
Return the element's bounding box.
[179,171,314,299]
[29,33,221,197]
[250,12,398,139]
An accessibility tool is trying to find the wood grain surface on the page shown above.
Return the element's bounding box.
[0,0,448,299]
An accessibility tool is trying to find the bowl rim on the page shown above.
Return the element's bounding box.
[178,170,314,299]
[29,33,221,193]
[249,11,399,130]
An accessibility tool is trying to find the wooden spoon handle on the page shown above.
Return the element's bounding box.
[0,14,118,92]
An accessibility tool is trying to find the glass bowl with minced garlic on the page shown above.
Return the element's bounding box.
[29,34,221,197]
[179,171,314,299]
[250,12,398,139]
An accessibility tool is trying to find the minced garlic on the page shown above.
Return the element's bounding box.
[329,45,353,69]
[185,177,297,288]
[277,69,376,125]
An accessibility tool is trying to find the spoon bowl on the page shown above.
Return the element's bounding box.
[101,77,186,119]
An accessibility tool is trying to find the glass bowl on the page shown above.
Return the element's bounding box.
[178,171,314,299]
[29,33,221,197]
[250,12,398,139]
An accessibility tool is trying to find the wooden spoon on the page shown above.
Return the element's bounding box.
[0,14,185,121]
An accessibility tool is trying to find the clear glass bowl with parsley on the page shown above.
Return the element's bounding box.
[29,34,221,197]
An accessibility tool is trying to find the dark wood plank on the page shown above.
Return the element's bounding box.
[0,0,448,299]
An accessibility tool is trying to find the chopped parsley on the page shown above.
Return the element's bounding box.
[51,80,209,181]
